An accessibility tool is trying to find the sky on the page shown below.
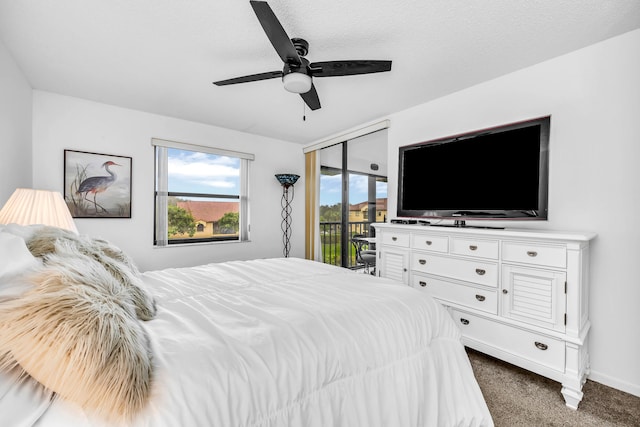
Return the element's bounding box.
[167,148,240,196]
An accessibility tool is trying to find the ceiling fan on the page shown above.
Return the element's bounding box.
[213,1,392,111]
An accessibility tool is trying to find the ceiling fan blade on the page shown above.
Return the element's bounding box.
[213,70,283,86]
[250,1,301,66]
[300,84,321,110]
[310,60,392,77]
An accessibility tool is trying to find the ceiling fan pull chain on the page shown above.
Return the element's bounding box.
[303,100,306,121]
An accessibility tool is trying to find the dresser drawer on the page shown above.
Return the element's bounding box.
[412,274,497,314]
[503,241,566,268]
[380,232,410,247]
[451,310,565,372]
[411,253,498,287]
[451,237,499,259]
[411,234,448,253]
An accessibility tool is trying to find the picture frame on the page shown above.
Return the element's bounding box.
[64,149,132,218]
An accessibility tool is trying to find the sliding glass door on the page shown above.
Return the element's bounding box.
[319,130,388,269]
[319,143,343,266]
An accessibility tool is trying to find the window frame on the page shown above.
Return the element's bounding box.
[152,138,253,247]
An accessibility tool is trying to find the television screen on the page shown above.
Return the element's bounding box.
[397,117,550,221]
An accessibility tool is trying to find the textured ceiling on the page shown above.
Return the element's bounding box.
[1,0,639,144]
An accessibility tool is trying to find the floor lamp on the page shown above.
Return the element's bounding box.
[275,174,299,257]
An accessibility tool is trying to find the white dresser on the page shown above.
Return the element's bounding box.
[373,223,596,409]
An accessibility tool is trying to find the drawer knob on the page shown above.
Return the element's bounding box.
[426,240,432,245]
[475,294,485,301]
[460,318,470,325]
[419,281,427,287]
[469,245,478,251]
[534,341,548,351]
[502,289,509,294]
[419,259,427,265]
[527,251,538,257]
[475,268,486,276]
[392,237,397,241]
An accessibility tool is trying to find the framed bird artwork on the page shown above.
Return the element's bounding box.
[64,150,132,218]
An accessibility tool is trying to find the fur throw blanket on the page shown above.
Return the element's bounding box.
[0,226,157,420]
[27,227,157,321]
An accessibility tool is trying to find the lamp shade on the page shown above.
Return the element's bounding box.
[0,188,78,233]
[275,174,300,187]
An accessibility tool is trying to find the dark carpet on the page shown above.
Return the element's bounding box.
[466,348,640,426]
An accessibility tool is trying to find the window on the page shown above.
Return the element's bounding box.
[153,139,253,246]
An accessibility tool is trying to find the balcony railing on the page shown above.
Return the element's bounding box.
[320,221,375,268]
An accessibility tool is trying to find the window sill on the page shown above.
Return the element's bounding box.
[153,239,251,248]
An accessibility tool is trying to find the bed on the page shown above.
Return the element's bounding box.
[0,224,493,427]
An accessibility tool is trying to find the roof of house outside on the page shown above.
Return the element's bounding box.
[350,198,388,211]
[177,200,239,222]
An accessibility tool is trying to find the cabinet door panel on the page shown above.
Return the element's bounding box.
[380,248,409,284]
[502,265,566,332]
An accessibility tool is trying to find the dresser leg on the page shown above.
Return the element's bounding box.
[561,385,583,409]
[561,340,589,409]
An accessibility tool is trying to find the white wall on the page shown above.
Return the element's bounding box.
[0,39,32,202]
[386,29,640,396]
[31,91,305,271]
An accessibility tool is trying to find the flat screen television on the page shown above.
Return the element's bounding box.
[397,116,550,225]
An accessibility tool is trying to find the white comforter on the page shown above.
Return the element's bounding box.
[32,257,493,427]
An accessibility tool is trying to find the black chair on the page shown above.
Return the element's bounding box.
[351,234,376,274]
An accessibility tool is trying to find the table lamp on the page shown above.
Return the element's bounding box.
[0,188,78,233]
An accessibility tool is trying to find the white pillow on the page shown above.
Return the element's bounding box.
[0,230,52,426]
[0,367,53,427]
[0,223,41,243]
[0,231,40,300]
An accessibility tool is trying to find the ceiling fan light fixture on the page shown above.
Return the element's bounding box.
[283,72,312,94]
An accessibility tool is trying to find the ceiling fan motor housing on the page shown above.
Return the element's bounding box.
[291,38,309,57]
